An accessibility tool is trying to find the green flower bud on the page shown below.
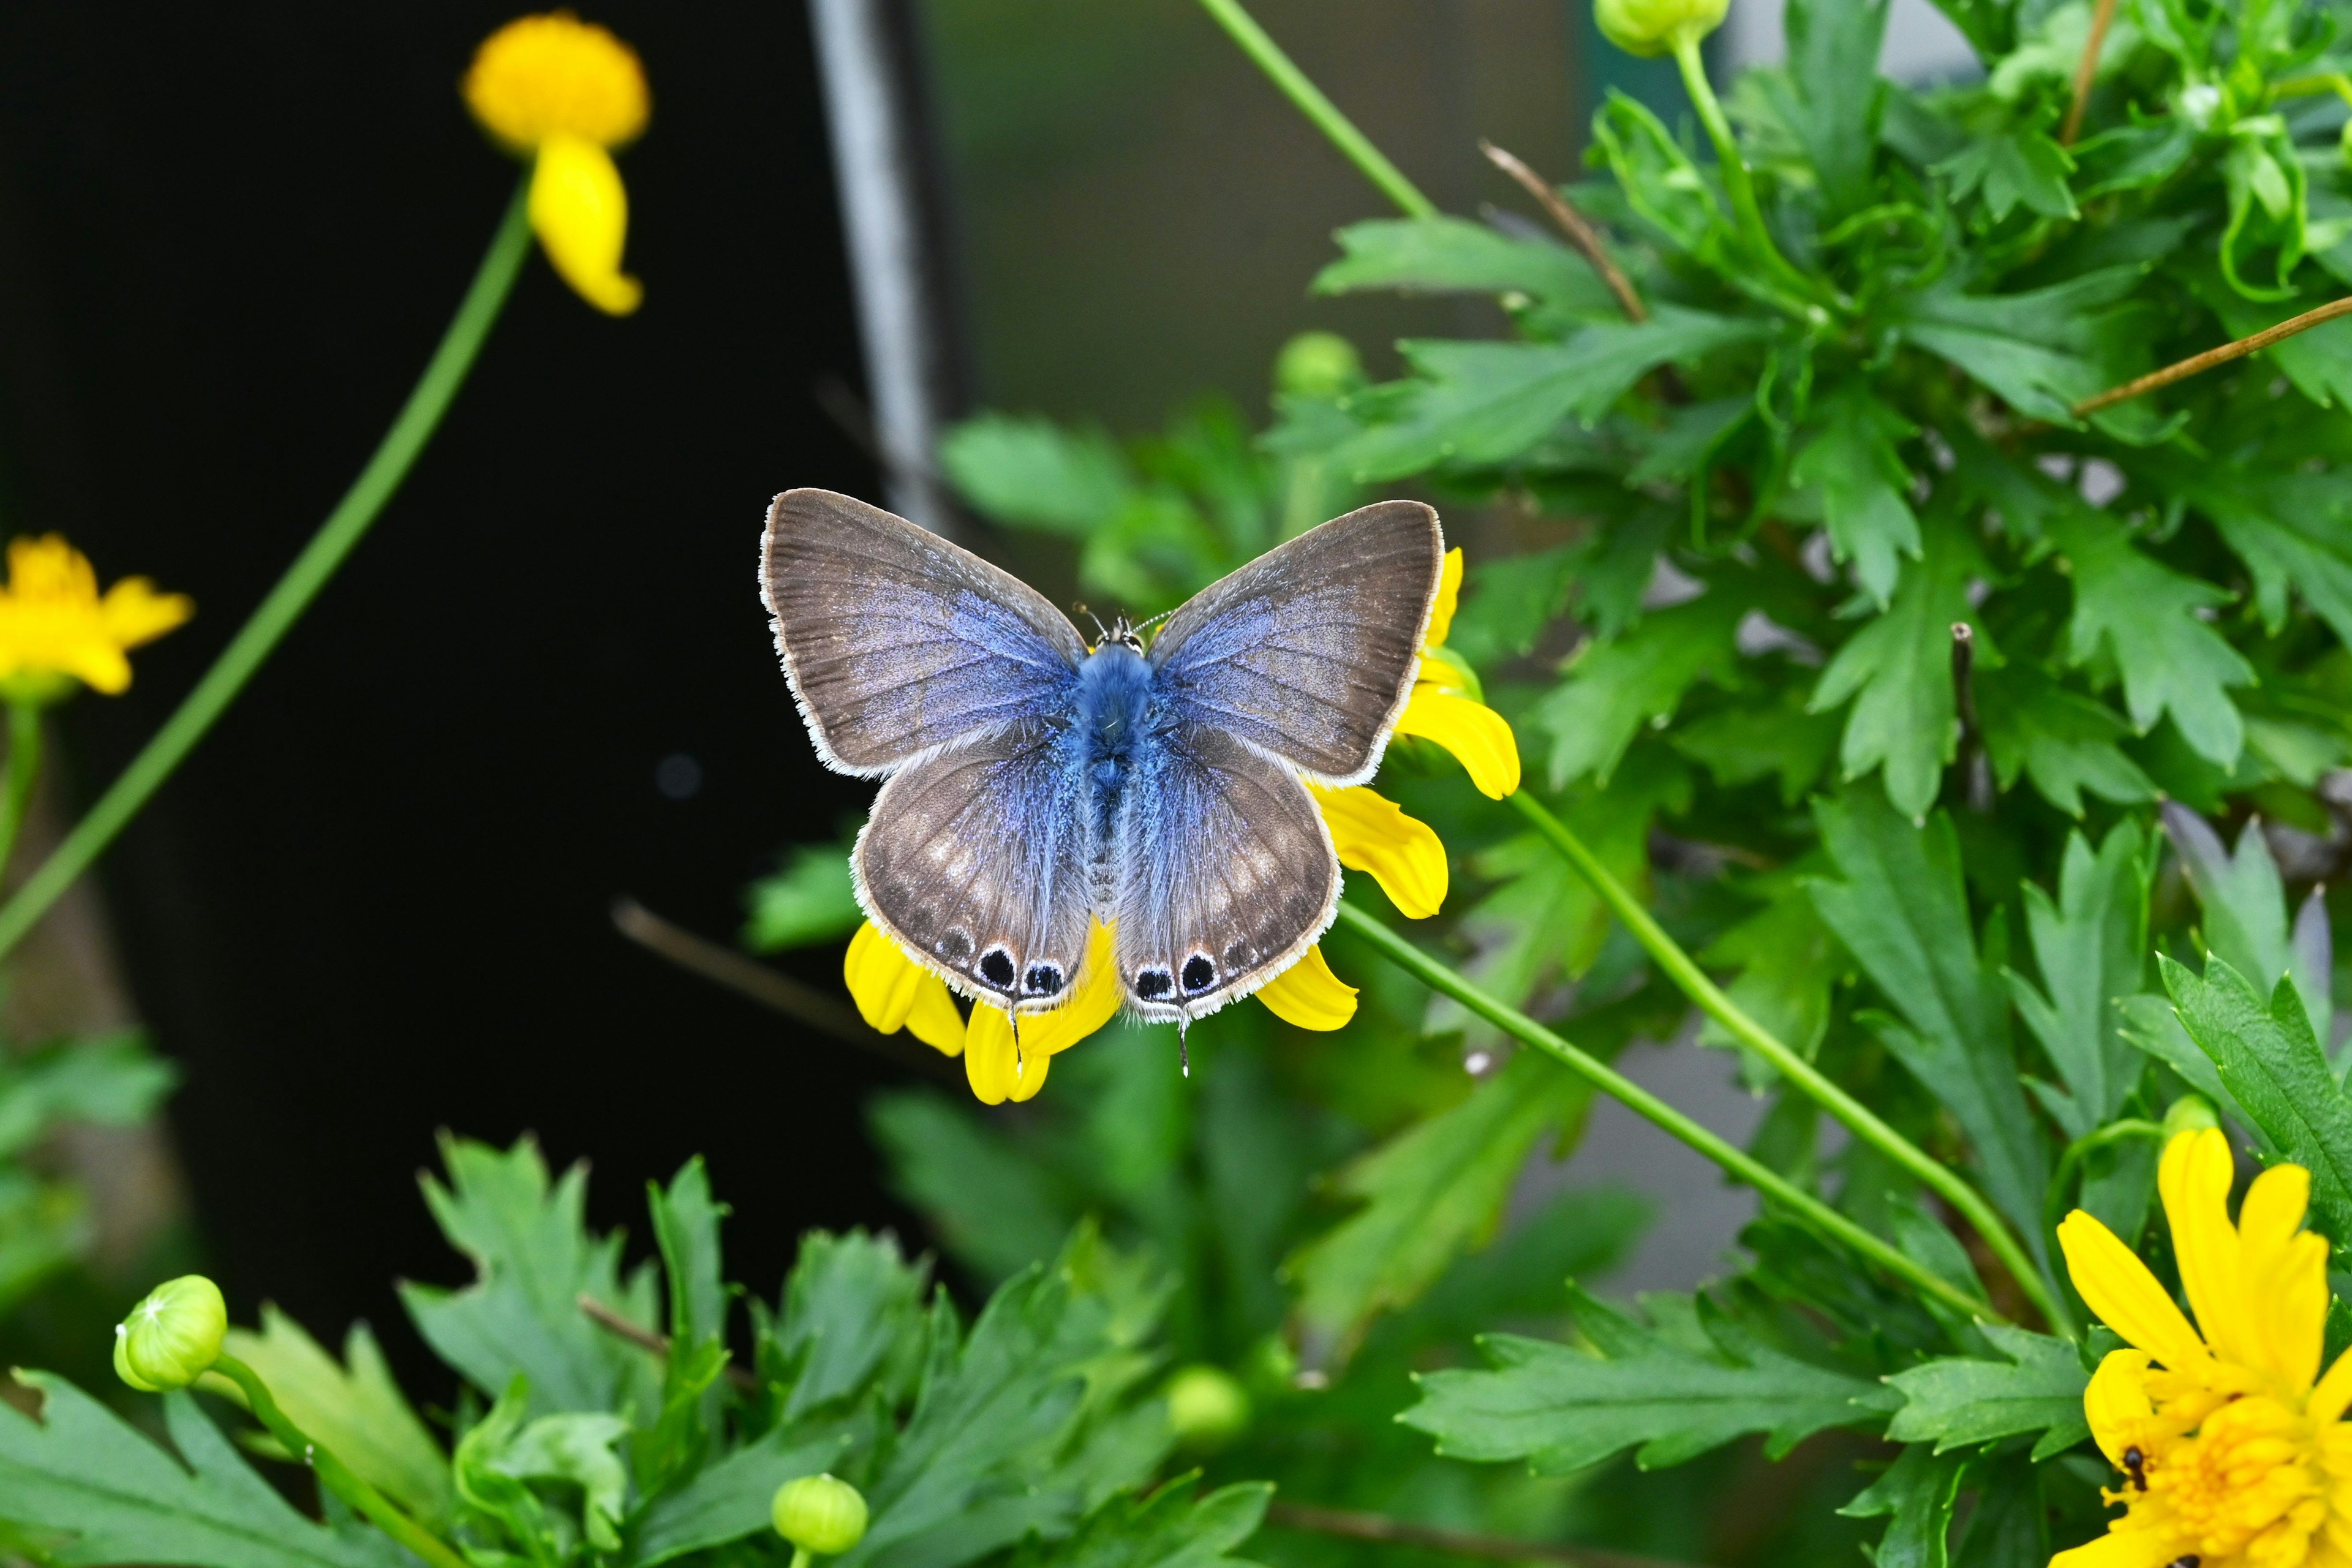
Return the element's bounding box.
[1594,0,1728,58]
[772,1474,868,1556]
[1164,1363,1251,1449]
[1273,331,1363,401]
[113,1275,226,1393]
[2162,1094,2220,1139]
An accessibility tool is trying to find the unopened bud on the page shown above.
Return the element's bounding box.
[2162,1095,2220,1139]
[1594,0,1728,57]
[772,1474,868,1556]
[1165,1363,1251,1449]
[113,1275,225,1392]
[1273,331,1363,401]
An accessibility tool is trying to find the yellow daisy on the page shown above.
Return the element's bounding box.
[2052,1127,2352,1568]
[0,535,190,701]
[464,13,649,315]
[1393,548,1522,799]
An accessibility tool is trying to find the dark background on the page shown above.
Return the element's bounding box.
[0,1,919,1367]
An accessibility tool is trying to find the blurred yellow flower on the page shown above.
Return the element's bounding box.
[1256,944,1357,1030]
[0,535,190,701]
[464,13,647,315]
[2052,1128,2352,1568]
[1395,549,1521,799]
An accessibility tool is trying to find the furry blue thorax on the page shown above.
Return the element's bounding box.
[1074,641,1159,799]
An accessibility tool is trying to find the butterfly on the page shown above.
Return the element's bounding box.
[760,489,1443,1032]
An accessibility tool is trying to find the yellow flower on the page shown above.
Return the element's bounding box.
[1254,944,1359,1030]
[1307,781,1446,918]
[0,535,190,701]
[1393,549,1521,799]
[842,921,963,1054]
[464,13,648,316]
[2052,1127,2352,1568]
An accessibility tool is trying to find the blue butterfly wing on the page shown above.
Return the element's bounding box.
[763,489,1087,774]
[1149,500,1442,785]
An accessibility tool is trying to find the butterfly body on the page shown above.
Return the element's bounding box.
[762,489,1442,1026]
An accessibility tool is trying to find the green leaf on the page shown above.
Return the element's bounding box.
[1526,592,1746,790]
[1936,128,2078,221]
[1807,791,2049,1250]
[1809,521,1983,819]
[1014,1479,1270,1568]
[1976,665,2156,818]
[1790,391,1922,607]
[2005,821,2152,1139]
[1329,311,1768,483]
[1285,1049,1586,1368]
[869,1090,1079,1283]
[2191,473,2352,651]
[647,1156,732,1474]
[473,1409,631,1553]
[1781,0,1891,216]
[218,1308,450,1523]
[2163,803,2330,1045]
[2161,954,2352,1252]
[1402,1286,1888,1472]
[744,836,861,952]
[1838,1446,1965,1568]
[633,1425,855,1567]
[2048,511,2251,766]
[1442,545,1583,668]
[1670,690,1842,805]
[398,1135,660,1421]
[939,415,1131,535]
[1896,266,2141,424]
[0,1033,176,1161]
[1311,216,1613,320]
[0,1376,408,1568]
[1883,1324,2092,1458]
[773,1229,934,1420]
[1698,880,1840,1076]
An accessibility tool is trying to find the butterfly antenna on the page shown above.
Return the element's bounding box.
[1074,603,1112,644]
[1130,608,1175,641]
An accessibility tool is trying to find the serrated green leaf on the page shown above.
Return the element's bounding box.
[775,1229,933,1420]
[217,1308,450,1523]
[1670,690,1842,805]
[0,1376,409,1568]
[0,1033,175,1161]
[632,1425,854,1567]
[744,836,861,952]
[868,1091,1079,1284]
[1526,592,1746,790]
[1781,0,1891,215]
[1441,545,1583,668]
[1402,1286,1887,1473]
[1883,1324,2091,1458]
[2005,820,2151,1139]
[2049,511,2250,766]
[2192,473,2352,650]
[940,415,1131,535]
[1807,790,2049,1252]
[1285,1049,1586,1368]
[1810,521,1983,818]
[1838,1445,1964,1568]
[1791,391,1922,607]
[1976,665,2156,818]
[1698,880,1839,1077]
[1310,216,1612,320]
[2162,803,2330,1045]
[1896,266,2140,424]
[1014,1479,1269,1568]
[1936,127,2078,220]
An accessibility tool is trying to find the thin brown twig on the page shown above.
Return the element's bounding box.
[609,896,963,1085]
[1265,1502,1706,1568]
[1480,140,1646,323]
[2071,295,2352,415]
[578,1292,762,1392]
[2059,0,2117,145]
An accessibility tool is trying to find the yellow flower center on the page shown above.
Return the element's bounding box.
[2142,1396,2327,1566]
[464,12,649,153]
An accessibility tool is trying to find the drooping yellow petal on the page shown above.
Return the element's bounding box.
[2082,1348,2157,1467]
[2160,1127,2256,1370]
[2058,1207,2212,1373]
[530,135,641,315]
[902,976,966,1055]
[844,920,957,1041]
[1394,685,1520,799]
[1025,921,1121,1057]
[0,535,189,699]
[1307,782,1447,919]
[97,579,194,651]
[963,1005,1050,1104]
[465,12,649,153]
[1254,944,1357,1030]
[1422,546,1463,650]
[2236,1160,2328,1394]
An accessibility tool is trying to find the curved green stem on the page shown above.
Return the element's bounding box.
[0,182,534,963]
[1332,901,1998,1323]
[0,704,42,886]
[2043,1118,2163,1245]
[1504,791,2069,1335]
[1667,31,1830,317]
[211,1354,472,1568]
[1195,0,1438,219]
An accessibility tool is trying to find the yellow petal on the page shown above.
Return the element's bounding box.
[1306,781,1447,919]
[2082,1348,2155,1466]
[2236,1159,2328,1393]
[2159,1127,2255,1368]
[97,579,192,650]
[464,12,649,152]
[843,921,956,1040]
[902,976,967,1056]
[2057,1207,2211,1372]
[963,1005,1051,1104]
[1025,920,1121,1057]
[530,135,642,315]
[8,535,89,600]
[2048,1530,2188,1568]
[1394,685,1520,799]
[1422,547,1463,650]
[63,643,132,695]
[2311,1344,2352,1423]
[1254,944,1357,1030]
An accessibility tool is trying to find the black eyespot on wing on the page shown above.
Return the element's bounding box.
[938,929,974,963]
[1023,963,1064,997]
[979,948,1016,988]
[1135,967,1172,1000]
[1181,954,1216,993]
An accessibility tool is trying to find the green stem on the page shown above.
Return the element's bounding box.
[0,182,534,963]
[211,1354,473,1568]
[1332,901,1998,1323]
[2043,1119,2163,1246]
[0,704,42,886]
[1504,791,2070,1335]
[790,1549,813,1568]
[1667,31,1828,317]
[1195,0,1438,219]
